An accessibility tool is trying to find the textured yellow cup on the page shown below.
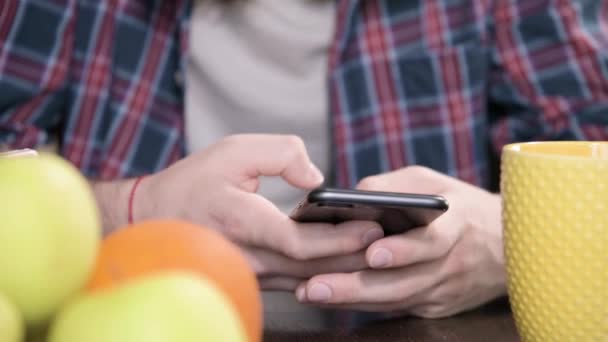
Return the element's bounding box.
[501,141,608,341]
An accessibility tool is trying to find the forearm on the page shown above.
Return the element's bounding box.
[90,179,137,236]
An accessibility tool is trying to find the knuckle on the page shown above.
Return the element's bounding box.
[425,228,448,255]
[406,165,433,177]
[217,135,250,157]
[444,257,466,278]
[338,237,359,255]
[222,212,249,242]
[357,175,384,190]
[407,165,431,175]
[426,284,458,306]
[213,199,242,236]
[283,135,306,153]
[282,135,308,165]
[443,245,475,278]
[222,218,246,242]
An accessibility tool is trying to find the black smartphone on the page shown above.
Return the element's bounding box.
[290,188,449,235]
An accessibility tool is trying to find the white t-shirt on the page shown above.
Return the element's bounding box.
[185,0,335,214]
[185,0,337,331]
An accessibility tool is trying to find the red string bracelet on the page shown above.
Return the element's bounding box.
[128,176,146,225]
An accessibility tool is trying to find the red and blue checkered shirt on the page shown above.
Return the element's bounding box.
[1,0,608,191]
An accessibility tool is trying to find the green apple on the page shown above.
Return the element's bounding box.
[0,291,23,342]
[48,272,247,342]
[0,154,100,327]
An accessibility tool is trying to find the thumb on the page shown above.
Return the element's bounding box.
[220,134,324,189]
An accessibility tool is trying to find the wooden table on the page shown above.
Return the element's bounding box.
[264,298,519,342]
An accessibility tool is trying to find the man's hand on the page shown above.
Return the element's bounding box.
[94,135,383,290]
[295,166,506,318]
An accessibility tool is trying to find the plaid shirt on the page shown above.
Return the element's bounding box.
[1,0,607,189]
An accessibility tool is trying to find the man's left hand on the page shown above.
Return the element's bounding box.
[295,166,507,318]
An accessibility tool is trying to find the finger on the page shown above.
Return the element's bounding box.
[356,166,448,194]
[365,219,459,269]
[297,260,444,305]
[297,284,444,313]
[308,284,473,317]
[220,134,324,189]
[299,302,411,313]
[230,192,384,260]
[245,246,368,278]
[259,276,304,291]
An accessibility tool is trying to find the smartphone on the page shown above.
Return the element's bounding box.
[290,188,449,235]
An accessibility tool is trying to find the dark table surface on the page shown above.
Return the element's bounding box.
[264,298,519,342]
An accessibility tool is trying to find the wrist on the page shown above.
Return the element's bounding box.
[91,178,137,235]
[128,176,148,225]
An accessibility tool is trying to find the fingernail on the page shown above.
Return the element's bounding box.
[308,283,332,302]
[308,163,324,184]
[362,228,384,245]
[296,286,306,302]
[370,248,393,268]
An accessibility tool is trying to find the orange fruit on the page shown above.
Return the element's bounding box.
[87,220,261,342]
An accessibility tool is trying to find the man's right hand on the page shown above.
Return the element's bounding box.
[95,134,383,290]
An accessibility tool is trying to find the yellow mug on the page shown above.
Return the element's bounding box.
[501,141,608,341]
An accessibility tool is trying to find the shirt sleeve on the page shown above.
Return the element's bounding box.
[488,0,608,151]
[0,0,75,149]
